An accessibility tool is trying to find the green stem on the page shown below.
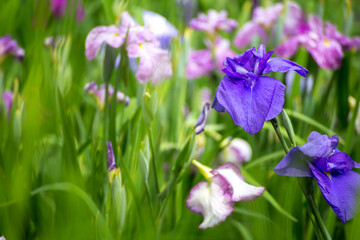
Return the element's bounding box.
[270,118,289,153]
[271,118,331,240]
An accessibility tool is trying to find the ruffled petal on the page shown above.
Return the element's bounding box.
[309,163,360,223]
[186,175,234,229]
[214,76,285,134]
[300,132,339,158]
[213,163,265,201]
[85,25,125,60]
[262,58,308,77]
[273,147,313,177]
[233,21,268,48]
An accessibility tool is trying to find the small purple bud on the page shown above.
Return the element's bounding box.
[2,91,14,114]
[107,142,116,171]
[194,103,210,134]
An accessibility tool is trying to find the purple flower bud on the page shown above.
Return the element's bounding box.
[0,35,25,61]
[220,138,252,165]
[194,103,210,134]
[50,0,68,17]
[107,142,116,171]
[2,90,14,114]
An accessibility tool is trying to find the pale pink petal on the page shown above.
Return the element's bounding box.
[186,175,234,229]
[233,21,268,48]
[213,163,265,201]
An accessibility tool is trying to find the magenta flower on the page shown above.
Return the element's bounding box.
[107,142,116,171]
[276,15,360,69]
[84,81,129,109]
[2,91,14,115]
[212,44,308,134]
[234,3,283,48]
[0,35,25,62]
[50,0,67,17]
[274,131,360,223]
[187,161,265,229]
[85,11,173,84]
[186,49,214,80]
[189,10,237,35]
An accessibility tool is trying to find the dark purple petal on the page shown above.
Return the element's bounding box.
[194,103,210,134]
[262,58,308,77]
[309,163,360,223]
[327,152,355,174]
[273,147,313,177]
[300,132,339,158]
[107,142,116,171]
[214,76,285,134]
[211,95,225,112]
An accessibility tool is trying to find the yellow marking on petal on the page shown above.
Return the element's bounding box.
[139,43,143,49]
[325,172,332,180]
[112,33,120,37]
[324,39,330,47]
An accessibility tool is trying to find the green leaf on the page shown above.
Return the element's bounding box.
[228,219,253,240]
[241,169,298,222]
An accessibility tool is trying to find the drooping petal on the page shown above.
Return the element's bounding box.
[107,142,116,171]
[211,95,225,112]
[283,2,307,36]
[273,147,313,177]
[262,58,308,77]
[325,22,360,51]
[194,103,210,134]
[85,25,125,60]
[309,163,360,223]
[186,175,234,229]
[233,21,268,49]
[213,163,265,201]
[300,132,339,158]
[214,76,285,134]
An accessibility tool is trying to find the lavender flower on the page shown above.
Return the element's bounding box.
[84,81,130,109]
[0,35,25,62]
[187,161,265,229]
[189,10,237,35]
[143,11,178,49]
[2,91,14,115]
[0,236,6,240]
[234,3,283,48]
[212,44,308,134]
[274,131,360,223]
[186,49,214,80]
[194,103,210,134]
[212,37,237,71]
[220,138,252,166]
[85,11,173,84]
[107,142,116,171]
[276,15,360,69]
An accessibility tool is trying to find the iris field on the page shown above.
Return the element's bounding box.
[1,0,360,239]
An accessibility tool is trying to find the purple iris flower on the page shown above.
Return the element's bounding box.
[107,142,116,171]
[0,35,25,62]
[194,103,210,134]
[187,161,265,229]
[274,131,360,223]
[85,11,173,84]
[2,91,14,115]
[189,10,238,35]
[276,15,360,69]
[212,44,308,134]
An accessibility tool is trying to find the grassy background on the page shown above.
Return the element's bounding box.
[1,0,360,239]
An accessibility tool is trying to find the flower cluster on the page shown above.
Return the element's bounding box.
[85,11,174,84]
[187,160,264,229]
[84,81,129,110]
[274,131,360,222]
[0,35,25,62]
[186,10,237,80]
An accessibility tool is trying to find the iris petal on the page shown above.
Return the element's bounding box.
[262,58,309,77]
